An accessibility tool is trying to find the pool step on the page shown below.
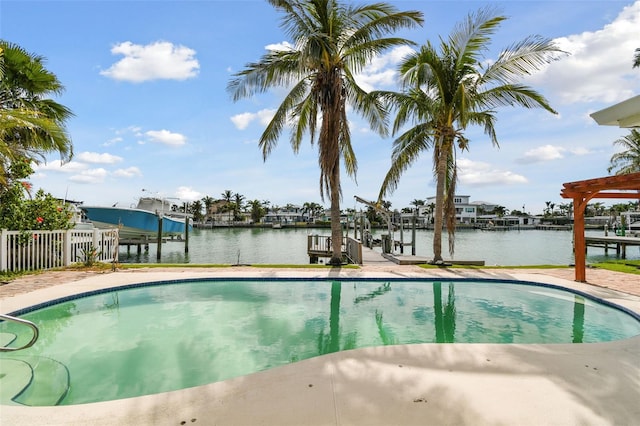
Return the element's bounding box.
[0,358,33,405]
[0,332,17,348]
[0,355,70,406]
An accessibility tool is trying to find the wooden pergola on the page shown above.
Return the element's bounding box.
[561,172,640,282]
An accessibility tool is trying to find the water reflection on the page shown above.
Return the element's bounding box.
[317,281,357,355]
[434,282,457,343]
[573,295,585,343]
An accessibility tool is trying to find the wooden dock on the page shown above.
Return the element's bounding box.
[585,235,640,258]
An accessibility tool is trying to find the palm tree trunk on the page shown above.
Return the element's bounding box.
[432,149,447,263]
[329,162,343,265]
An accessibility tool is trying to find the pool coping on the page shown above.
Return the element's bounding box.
[1,267,640,426]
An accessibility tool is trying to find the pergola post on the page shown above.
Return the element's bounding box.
[571,196,589,282]
[561,172,640,283]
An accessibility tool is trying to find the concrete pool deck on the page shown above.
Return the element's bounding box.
[1,265,639,425]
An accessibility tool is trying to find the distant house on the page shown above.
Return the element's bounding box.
[424,195,477,224]
[204,199,232,223]
[401,195,540,227]
[475,215,540,228]
[263,205,306,225]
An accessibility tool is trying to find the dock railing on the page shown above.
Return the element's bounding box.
[307,235,362,265]
[0,228,119,272]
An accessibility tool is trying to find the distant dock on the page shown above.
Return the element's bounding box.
[585,234,640,258]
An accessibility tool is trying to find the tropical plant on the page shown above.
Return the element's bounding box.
[373,8,564,262]
[0,41,74,188]
[248,199,267,223]
[78,245,102,267]
[189,199,204,223]
[410,199,425,208]
[221,190,234,223]
[0,158,74,231]
[227,0,423,265]
[492,205,507,217]
[608,129,640,175]
[233,192,245,221]
[633,47,640,69]
[201,195,215,221]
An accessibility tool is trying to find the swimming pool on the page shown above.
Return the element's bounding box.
[2,277,639,406]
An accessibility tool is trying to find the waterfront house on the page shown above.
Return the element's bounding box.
[263,205,307,225]
[421,195,478,224]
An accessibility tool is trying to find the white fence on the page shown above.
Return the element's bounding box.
[0,228,119,272]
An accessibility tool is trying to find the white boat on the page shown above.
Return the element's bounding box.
[81,197,192,240]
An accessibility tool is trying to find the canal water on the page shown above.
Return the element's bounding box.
[117,227,640,266]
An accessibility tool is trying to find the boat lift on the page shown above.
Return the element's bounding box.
[354,195,418,255]
[353,196,393,253]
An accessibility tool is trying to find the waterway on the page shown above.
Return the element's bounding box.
[117,227,640,266]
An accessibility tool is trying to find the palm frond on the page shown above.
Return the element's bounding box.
[482,35,566,84]
[378,124,433,199]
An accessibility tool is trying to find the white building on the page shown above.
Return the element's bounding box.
[423,195,477,224]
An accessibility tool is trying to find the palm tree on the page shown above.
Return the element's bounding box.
[248,199,266,224]
[201,195,215,221]
[633,47,640,69]
[221,190,233,223]
[233,192,245,221]
[0,41,74,188]
[373,8,563,262]
[302,201,323,223]
[227,0,423,265]
[189,200,204,223]
[410,199,424,208]
[608,129,640,175]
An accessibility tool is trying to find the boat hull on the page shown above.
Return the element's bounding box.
[82,206,189,240]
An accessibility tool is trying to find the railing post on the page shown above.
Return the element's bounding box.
[0,229,7,272]
[64,229,73,266]
[92,228,100,252]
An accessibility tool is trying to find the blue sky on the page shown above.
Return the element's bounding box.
[2,0,639,215]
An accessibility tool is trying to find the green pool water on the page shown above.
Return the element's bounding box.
[1,278,639,406]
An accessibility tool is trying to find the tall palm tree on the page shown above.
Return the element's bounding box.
[0,41,74,187]
[228,0,423,265]
[633,47,640,69]
[233,192,245,220]
[248,199,266,223]
[373,8,563,262]
[608,129,640,175]
[221,189,234,223]
[201,195,215,221]
[189,199,204,223]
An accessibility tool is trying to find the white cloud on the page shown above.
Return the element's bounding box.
[531,1,640,104]
[34,160,88,173]
[516,145,565,164]
[100,41,200,82]
[69,168,108,184]
[357,46,415,91]
[145,129,187,146]
[266,41,294,52]
[76,152,123,164]
[175,186,202,202]
[458,158,528,186]
[230,109,276,130]
[113,167,142,178]
[230,112,254,130]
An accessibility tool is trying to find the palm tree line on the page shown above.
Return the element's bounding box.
[186,190,328,225]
